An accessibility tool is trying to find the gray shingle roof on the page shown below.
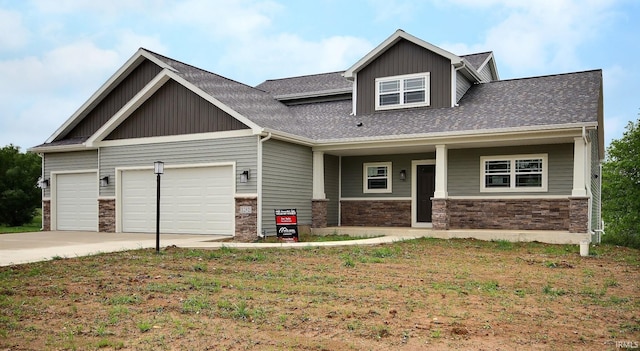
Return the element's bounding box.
[285,70,602,142]
[460,52,492,70]
[256,71,352,98]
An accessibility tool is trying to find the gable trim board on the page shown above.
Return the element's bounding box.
[33,29,603,243]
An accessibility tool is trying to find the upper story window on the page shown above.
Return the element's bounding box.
[375,73,430,111]
[363,162,392,193]
[481,154,548,192]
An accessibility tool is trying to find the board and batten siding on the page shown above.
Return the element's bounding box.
[456,72,472,103]
[261,139,312,235]
[447,144,574,196]
[43,150,98,198]
[105,80,248,140]
[324,154,339,226]
[99,136,259,197]
[356,39,452,114]
[62,60,162,140]
[341,153,435,198]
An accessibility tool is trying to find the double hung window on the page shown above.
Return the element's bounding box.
[375,73,430,110]
[481,154,547,192]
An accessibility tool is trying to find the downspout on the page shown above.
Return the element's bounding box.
[257,132,272,237]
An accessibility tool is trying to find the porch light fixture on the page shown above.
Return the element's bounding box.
[39,178,50,189]
[240,170,250,183]
[100,176,109,187]
[399,169,407,181]
[154,161,164,253]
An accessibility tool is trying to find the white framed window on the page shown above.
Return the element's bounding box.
[363,162,392,193]
[481,154,548,192]
[375,73,430,110]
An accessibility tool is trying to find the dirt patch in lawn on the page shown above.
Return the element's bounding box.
[1,238,638,350]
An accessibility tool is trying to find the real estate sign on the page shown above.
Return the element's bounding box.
[275,209,298,242]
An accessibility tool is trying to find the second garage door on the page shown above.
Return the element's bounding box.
[121,166,234,235]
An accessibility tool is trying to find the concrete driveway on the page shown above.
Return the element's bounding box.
[0,231,226,266]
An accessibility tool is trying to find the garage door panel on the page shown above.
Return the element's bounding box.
[122,166,233,235]
[56,172,97,231]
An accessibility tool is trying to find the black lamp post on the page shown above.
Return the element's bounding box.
[154,161,164,253]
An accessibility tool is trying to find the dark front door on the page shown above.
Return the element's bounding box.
[417,165,436,223]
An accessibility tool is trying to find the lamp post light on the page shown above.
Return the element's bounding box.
[154,161,164,253]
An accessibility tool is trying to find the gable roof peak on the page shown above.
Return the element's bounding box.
[343,29,462,79]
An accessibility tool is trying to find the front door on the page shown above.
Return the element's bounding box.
[417,165,435,223]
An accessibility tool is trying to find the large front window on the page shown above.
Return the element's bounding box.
[481,154,547,192]
[375,73,430,110]
[363,162,392,193]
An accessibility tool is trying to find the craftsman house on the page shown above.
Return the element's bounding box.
[30,29,604,243]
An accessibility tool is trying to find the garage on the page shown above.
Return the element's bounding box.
[55,172,98,231]
[120,166,234,235]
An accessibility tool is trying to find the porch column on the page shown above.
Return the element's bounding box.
[434,144,448,198]
[572,137,587,197]
[312,151,325,199]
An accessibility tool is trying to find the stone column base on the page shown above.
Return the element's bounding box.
[431,199,449,230]
[99,199,116,232]
[569,197,589,233]
[312,199,329,228]
[235,197,257,242]
[42,200,50,231]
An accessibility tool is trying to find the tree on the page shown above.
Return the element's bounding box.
[0,145,42,226]
[601,117,640,249]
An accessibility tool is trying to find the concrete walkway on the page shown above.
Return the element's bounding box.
[0,231,425,266]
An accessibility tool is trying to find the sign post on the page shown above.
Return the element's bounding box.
[275,209,298,242]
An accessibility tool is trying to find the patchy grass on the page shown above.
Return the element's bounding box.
[257,232,380,243]
[0,209,41,233]
[0,239,638,350]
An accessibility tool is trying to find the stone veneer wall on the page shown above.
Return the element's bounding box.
[431,199,449,230]
[42,200,50,231]
[99,199,116,232]
[444,198,574,231]
[569,197,589,233]
[341,200,411,227]
[311,199,328,228]
[235,197,257,242]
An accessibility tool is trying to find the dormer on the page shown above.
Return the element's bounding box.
[343,29,492,115]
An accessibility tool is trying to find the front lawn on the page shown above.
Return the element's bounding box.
[0,208,41,234]
[0,238,638,350]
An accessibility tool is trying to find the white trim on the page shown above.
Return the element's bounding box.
[95,129,254,147]
[411,159,436,228]
[374,72,430,111]
[448,195,570,200]
[344,30,462,78]
[46,49,175,144]
[351,72,357,115]
[98,196,116,200]
[312,151,326,199]
[363,162,392,193]
[434,145,448,198]
[235,193,258,199]
[572,136,588,197]
[50,169,99,231]
[480,154,548,192]
[340,197,411,201]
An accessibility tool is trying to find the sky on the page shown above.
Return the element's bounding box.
[0,0,638,153]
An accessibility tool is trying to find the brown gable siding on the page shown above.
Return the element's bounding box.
[356,39,452,114]
[105,79,248,140]
[60,59,162,140]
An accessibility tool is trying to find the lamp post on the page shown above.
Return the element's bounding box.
[154,161,164,253]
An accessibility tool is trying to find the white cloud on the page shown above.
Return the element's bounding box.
[441,0,618,76]
[0,8,29,51]
[115,30,168,57]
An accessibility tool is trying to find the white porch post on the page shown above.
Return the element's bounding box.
[434,144,448,198]
[312,151,326,199]
[572,137,587,197]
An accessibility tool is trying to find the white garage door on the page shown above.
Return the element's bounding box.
[56,172,98,231]
[121,166,234,235]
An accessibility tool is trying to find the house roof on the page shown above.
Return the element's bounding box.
[256,71,352,99]
[460,52,492,71]
[284,70,602,142]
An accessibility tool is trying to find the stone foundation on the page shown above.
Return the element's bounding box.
[569,197,589,233]
[311,199,329,228]
[42,200,50,231]
[431,199,449,230]
[340,200,411,227]
[446,198,572,231]
[99,199,116,232]
[235,197,257,242]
